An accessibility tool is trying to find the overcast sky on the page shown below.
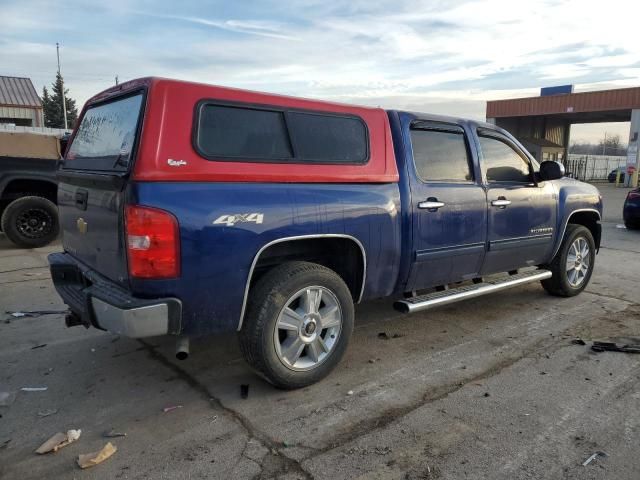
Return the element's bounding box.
[2,0,639,143]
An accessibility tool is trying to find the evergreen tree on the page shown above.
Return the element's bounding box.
[42,86,56,128]
[42,73,78,129]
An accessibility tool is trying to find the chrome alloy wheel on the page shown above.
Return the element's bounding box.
[273,286,342,371]
[566,237,591,287]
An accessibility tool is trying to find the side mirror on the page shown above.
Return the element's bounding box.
[538,161,565,181]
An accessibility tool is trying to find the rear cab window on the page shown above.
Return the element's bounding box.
[194,102,369,164]
[65,92,145,171]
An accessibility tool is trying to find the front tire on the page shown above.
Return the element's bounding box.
[1,196,59,248]
[541,224,595,297]
[239,261,354,389]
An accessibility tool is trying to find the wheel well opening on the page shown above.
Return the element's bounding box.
[1,179,57,204]
[251,238,365,301]
[568,211,601,250]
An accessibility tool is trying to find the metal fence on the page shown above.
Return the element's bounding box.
[564,154,627,182]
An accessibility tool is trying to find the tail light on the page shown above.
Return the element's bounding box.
[125,205,180,279]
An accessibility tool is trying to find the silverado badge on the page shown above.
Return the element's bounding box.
[77,217,88,234]
[530,227,553,235]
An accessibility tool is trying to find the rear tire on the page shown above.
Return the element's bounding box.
[541,224,595,297]
[239,261,354,389]
[1,196,59,248]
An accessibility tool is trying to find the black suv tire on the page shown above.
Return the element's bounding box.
[239,261,354,389]
[1,196,59,248]
[541,224,595,297]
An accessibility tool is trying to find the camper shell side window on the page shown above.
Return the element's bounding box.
[193,100,370,165]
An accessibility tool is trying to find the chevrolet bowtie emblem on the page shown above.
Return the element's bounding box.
[77,217,88,234]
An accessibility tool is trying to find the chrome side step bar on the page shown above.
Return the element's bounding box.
[394,269,552,314]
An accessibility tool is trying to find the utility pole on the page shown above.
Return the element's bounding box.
[601,132,606,156]
[56,42,68,130]
[115,76,119,86]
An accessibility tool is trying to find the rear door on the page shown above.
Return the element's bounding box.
[58,91,145,285]
[406,121,487,290]
[476,129,557,275]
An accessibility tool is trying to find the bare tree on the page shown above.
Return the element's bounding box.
[598,133,625,156]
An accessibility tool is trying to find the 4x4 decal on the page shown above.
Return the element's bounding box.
[213,213,264,226]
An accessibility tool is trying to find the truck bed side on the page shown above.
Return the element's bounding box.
[128,181,402,335]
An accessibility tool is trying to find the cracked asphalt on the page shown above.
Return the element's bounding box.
[1,184,639,479]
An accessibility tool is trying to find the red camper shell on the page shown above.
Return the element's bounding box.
[72,77,399,184]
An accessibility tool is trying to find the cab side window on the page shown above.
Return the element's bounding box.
[479,135,532,184]
[410,128,473,182]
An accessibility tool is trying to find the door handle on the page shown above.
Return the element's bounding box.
[491,197,511,208]
[418,200,445,210]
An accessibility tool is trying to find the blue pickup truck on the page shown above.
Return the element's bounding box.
[49,78,602,389]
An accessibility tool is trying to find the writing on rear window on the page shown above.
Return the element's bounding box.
[66,93,143,171]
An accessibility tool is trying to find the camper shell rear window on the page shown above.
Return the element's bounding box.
[65,91,145,171]
[193,101,369,164]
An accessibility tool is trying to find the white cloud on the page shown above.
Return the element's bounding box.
[134,12,298,40]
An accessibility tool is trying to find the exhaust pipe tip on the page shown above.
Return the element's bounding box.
[175,336,190,360]
[176,351,189,361]
[392,301,410,314]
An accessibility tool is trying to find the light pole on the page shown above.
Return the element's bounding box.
[56,42,68,130]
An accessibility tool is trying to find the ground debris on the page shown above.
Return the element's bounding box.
[103,429,127,438]
[378,332,405,340]
[77,442,117,469]
[21,386,47,392]
[35,429,81,454]
[241,384,249,399]
[163,405,183,413]
[374,446,392,455]
[571,338,587,346]
[37,409,58,418]
[0,391,17,407]
[582,451,608,466]
[6,310,66,318]
[591,341,640,354]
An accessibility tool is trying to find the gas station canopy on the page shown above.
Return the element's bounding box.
[487,86,640,124]
[486,86,640,185]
